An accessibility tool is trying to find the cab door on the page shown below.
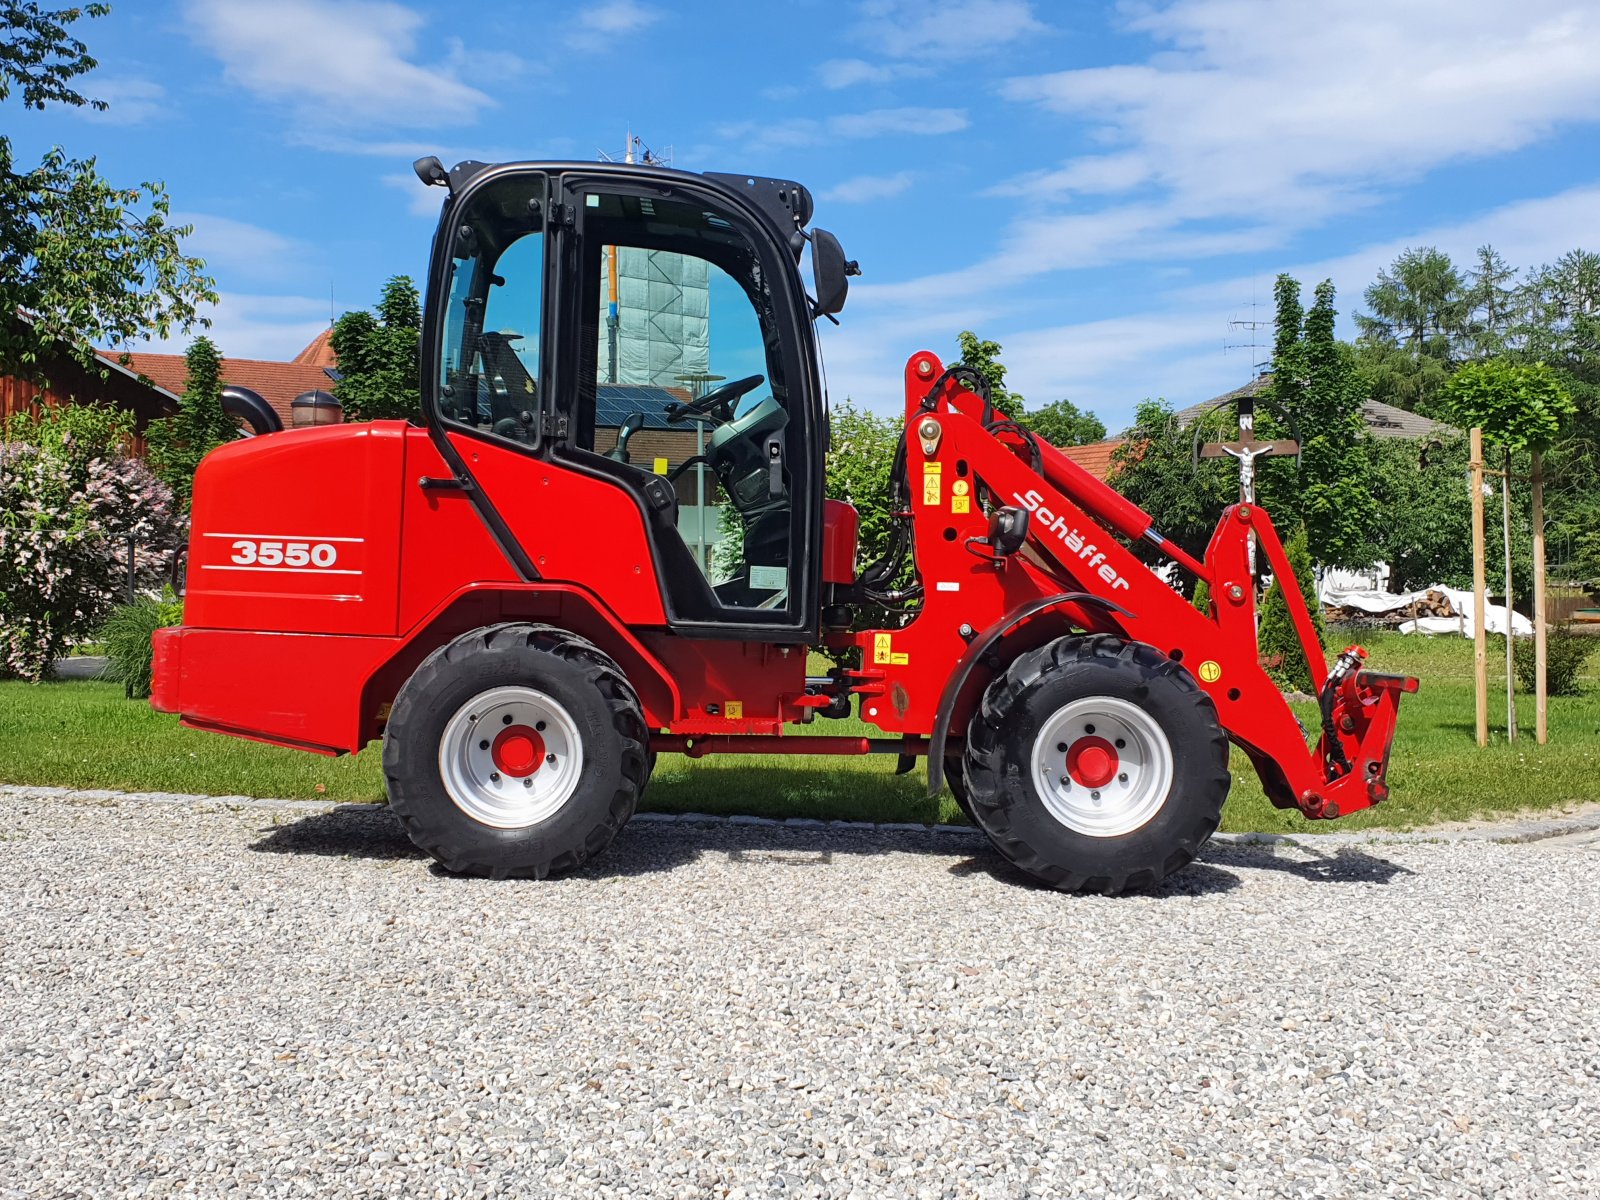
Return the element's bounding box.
[543,172,825,640]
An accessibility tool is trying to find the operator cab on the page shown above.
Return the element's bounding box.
[422,158,852,639]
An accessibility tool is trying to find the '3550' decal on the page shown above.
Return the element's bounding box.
[200,533,363,575]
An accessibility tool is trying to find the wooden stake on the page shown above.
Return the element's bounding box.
[1470,428,1488,747]
[1502,447,1517,742]
[1532,448,1548,744]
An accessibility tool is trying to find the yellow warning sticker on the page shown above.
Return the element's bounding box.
[873,632,893,665]
[922,462,942,506]
[1198,660,1222,683]
[652,456,669,475]
[952,495,971,514]
[725,700,744,719]
[891,652,909,666]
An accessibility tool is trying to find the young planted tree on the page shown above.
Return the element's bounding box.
[331,276,423,422]
[146,336,236,510]
[1443,358,1575,744]
[0,2,214,379]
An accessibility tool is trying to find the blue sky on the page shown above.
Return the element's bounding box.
[13,0,1600,431]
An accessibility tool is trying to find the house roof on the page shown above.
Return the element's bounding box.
[292,329,337,368]
[1173,374,1451,440]
[113,350,337,427]
[1059,438,1125,482]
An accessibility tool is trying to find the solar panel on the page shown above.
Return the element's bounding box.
[595,383,686,430]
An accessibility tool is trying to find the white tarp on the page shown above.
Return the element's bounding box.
[1321,582,1532,637]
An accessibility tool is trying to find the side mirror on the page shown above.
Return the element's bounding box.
[810,228,851,317]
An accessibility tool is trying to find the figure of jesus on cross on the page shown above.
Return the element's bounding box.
[1199,384,1297,579]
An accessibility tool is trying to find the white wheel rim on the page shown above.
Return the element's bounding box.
[437,686,584,829]
[1030,696,1174,837]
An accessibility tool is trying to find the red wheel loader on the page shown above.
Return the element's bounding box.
[150,156,1416,892]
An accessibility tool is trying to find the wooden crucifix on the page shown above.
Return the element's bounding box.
[1199,390,1297,577]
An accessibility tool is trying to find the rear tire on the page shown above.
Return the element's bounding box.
[963,634,1228,893]
[383,623,648,879]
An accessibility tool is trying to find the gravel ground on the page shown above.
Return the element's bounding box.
[2,791,1597,1199]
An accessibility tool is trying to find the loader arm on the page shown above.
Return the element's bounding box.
[854,352,1415,821]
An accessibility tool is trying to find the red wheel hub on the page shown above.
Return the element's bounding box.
[1065,735,1118,788]
[491,725,545,777]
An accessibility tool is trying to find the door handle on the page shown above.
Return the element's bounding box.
[765,434,784,499]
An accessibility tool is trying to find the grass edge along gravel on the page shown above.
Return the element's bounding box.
[1,633,1596,832]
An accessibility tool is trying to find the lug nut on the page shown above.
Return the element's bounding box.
[1118,772,1128,783]
[502,714,513,725]
[546,753,557,764]
[479,739,489,750]
[489,772,501,782]
[535,721,546,732]
[1056,742,1068,753]
[523,778,533,788]
[1091,791,1101,802]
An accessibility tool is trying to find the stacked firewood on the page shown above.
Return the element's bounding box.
[1322,589,1456,628]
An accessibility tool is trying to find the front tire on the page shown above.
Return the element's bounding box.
[383,623,648,879]
[963,635,1228,893]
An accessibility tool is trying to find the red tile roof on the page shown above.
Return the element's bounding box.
[292,329,337,368]
[113,350,336,428]
[1059,439,1125,482]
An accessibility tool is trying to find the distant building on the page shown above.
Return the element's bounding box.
[1170,375,1452,441]
[1060,374,1454,483]
[1,328,343,452]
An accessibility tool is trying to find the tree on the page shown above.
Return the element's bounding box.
[825,398,901,569]
[1356,247,1469,354]
[1268,276,1370,568]
[1027,397,1105,447]
[1443,359,1573,452]
[146,336,236,510]
[331,276,422,421]
[1465,245,1518,358]
[1111,400,1241,566]
[0,2,214,379]
[954,330,1026,420]
[1257,526,1326,694]
[1353,247,1469,415]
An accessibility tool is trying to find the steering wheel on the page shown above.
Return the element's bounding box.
[665,374,764,426]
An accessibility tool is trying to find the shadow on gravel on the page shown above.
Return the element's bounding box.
[249,806,1410,895]
[1201,840,1414,885]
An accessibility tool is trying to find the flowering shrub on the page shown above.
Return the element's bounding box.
[0,404,183,681]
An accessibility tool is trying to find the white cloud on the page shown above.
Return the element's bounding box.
[76,77,167,124]
[126,293,333,362]
[824,183,1600,427]
[853,0,1044,58]
[1000,1,1600,239]
[819,1,1044,90]
[172,214,311,284]
[822,171,917,204]
[816,58,929,90]
[566,0,660,49]
[718,106,967,149]
[383,171,449,219]
[576,0,658,34]
[185,0,501,129]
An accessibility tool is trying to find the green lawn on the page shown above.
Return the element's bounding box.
[2,632,1596,831]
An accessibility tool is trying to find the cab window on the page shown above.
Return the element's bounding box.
[436,176,546,444]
